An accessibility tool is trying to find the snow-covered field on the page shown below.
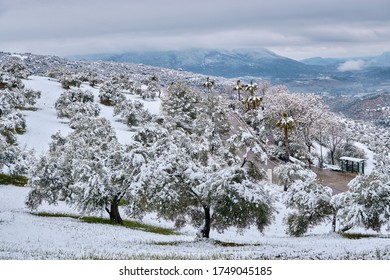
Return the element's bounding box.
[2,183,390,260]
[1,76,390,260]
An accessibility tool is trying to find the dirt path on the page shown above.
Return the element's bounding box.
[266,163,356,194]
[312,167,356,194]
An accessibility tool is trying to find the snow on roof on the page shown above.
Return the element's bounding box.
[340,156,365,162]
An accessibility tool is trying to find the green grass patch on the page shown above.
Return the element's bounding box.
[33,212,178,236]
[15,128,27,135]
[340,232,378,239]
[151,239,262,247]
[100,100,114,106]
[150,241,183,246]
[123,219,177,235]
[213,240,248,247]
[0,173,29,186]
[212,239,263,247]
[16,106,39,112]
[33,212,79,219]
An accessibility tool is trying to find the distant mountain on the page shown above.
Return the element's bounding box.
[300,57,345,66]
[301,52,390,68]
[368,52,390,67]
[71,48,322,79]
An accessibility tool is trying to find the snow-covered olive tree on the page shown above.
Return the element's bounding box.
[274,162,316,191]
[332,168,390,232]
[161,82,201,132]
[77,71,102,88]
[0,109,26,143]
[0,73,41,109]
[0,134,34,175]
[0,72,37,175]
[25,117,146,224]
[1,93,22,138]
[1,71,40,144]
[111,74,133,92]
[134,127,274,238]
[283,170,334,236]
[59,75,81,89]
[47,67,70,80]
[1,60,31,79]
[55,89,100,119]
[143,75,161,99]
[99,81,125,106]
[114,99,152,127]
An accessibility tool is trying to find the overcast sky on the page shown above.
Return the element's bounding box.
[0,0,389,60]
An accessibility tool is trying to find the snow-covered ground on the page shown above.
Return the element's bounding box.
[2,183,390,260]
[1,76,390,260]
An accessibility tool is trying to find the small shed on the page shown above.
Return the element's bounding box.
[340,156,365,175]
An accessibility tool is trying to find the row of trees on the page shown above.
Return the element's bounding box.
[0,61,39,176]
[47,66,162,103]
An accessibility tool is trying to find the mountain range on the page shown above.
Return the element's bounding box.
[72,48,319,78]
[71,48,390,96]
[71,48,390,75]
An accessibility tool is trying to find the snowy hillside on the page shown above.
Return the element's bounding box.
[18,76,160,153]
[1,72,390,260]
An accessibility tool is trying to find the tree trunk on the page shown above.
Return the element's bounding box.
[105,196,123,224]
[330,150,335,166]
[284,127,290,162]
[200,206,211,238]
[307,144,312,169]
[332,215,337,233]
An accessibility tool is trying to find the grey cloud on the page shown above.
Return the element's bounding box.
[0,0,389,59]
